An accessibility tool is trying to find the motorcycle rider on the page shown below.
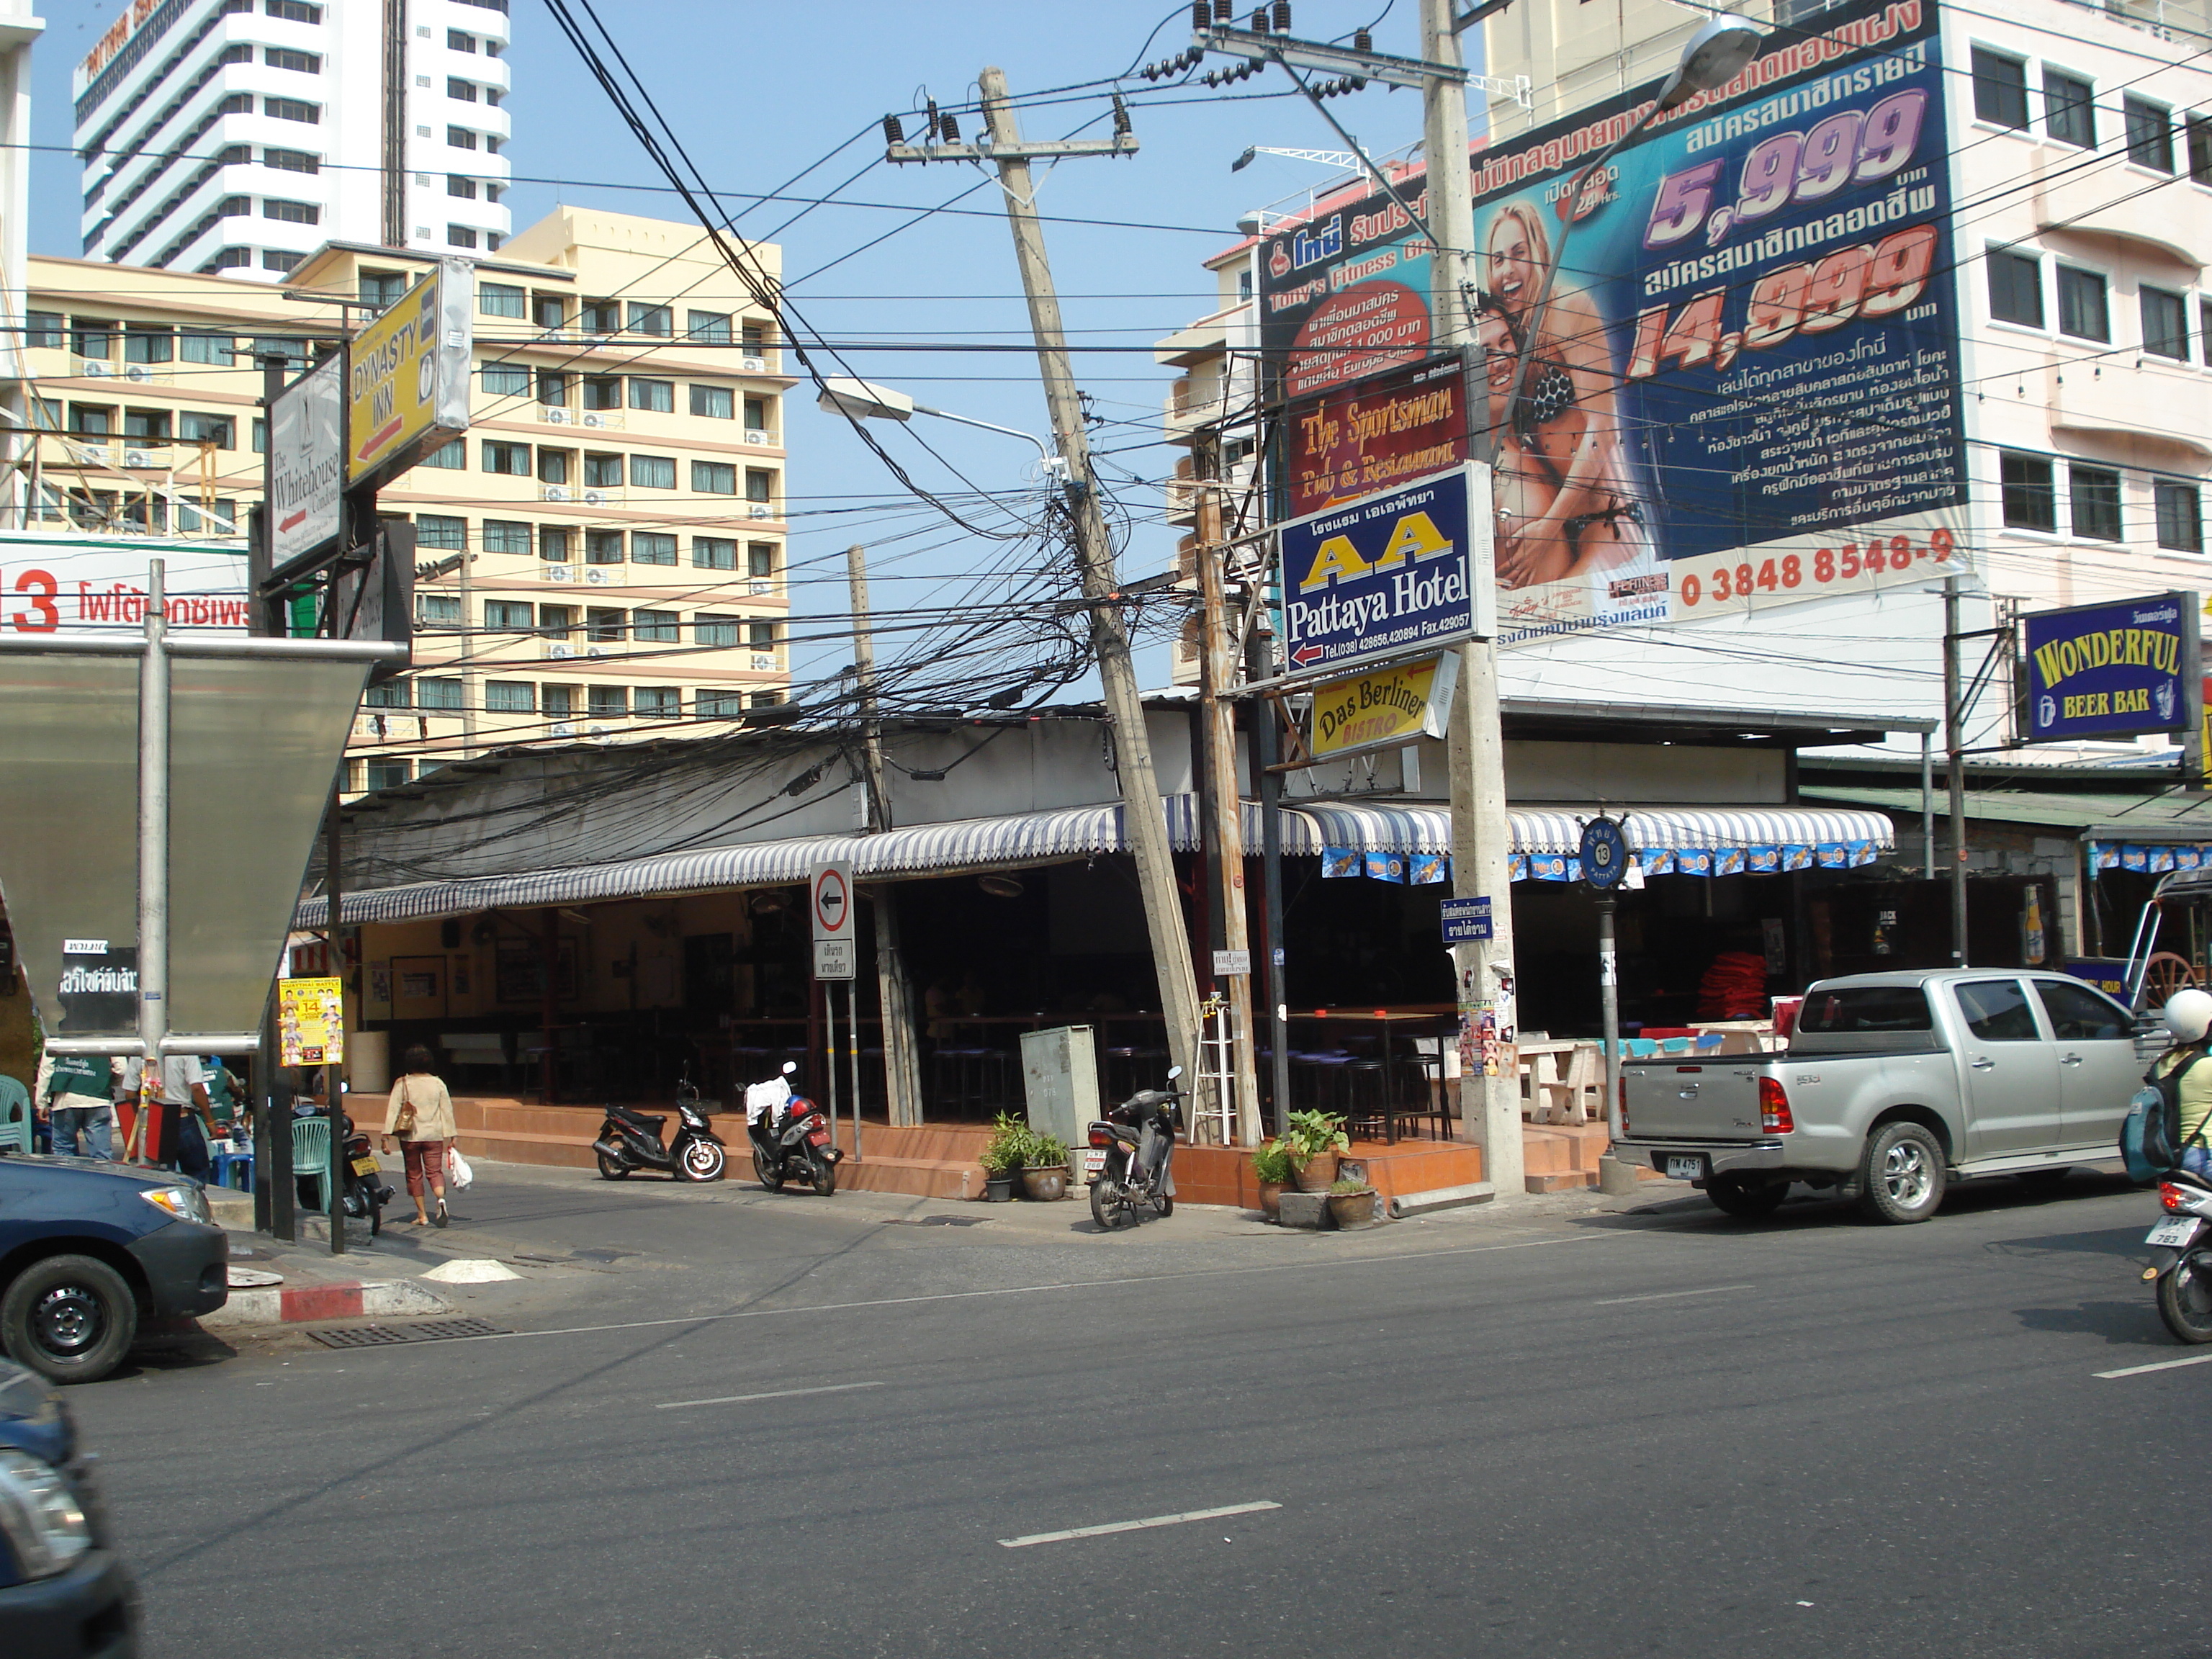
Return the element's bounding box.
[2153,988,2212,1176]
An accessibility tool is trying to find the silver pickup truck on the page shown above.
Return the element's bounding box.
[1615,969,2164,1223]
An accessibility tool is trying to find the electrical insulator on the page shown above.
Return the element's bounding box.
[1202,68,1220,86]
[1193,0,1211,27]
[925,98,940,138]
[1251,7,1269,32]
[1213,0,1232,21]
[940,112,960,140]
[1354,27,1372,51]
[882,114,904,144]
[1112,94,1131,135]
[1272,1,1291,31]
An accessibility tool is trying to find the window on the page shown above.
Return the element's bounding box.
[588,686,628,717]
[750,691,784,709]
[30,399,58,431]
[263,198,319,224]
[583,452,623,489]
[532,295,565,330]
[541,684,575,717]
[448,125,478,150]
[688,310,732,343]
[633,609,678,643]
[448,176,478,200]
[2127,96,2175,171]
[178,412,233,449]
[2044,71,2095,148]
[266,0,321,19]
[125,408,170,441]
[748,543,778,579]
[1955,979,2041,1041]
[482,440,531,475]
[690,385,733,420]
[745,469,774,503]
[362,758,410,791]
[262,251,301,274]
[252,417,266,451]
[421,438,464,468]
[485,681,533,713]
[485,599,532,629]
[418,678,466,710]
[627,302,672,336]
[69,405,112,436]
[744,397,771,431]
[585,606,624,641]
[23,311,60,349]
[123,326,172,364]
[213,195,251,220]
[479,282,524,318]
[265,47,318,72]
[627,378,673,413]
[446,28,477,52]
[416,514,467,550]
[71,320,113,359]
[264,146,319,174]
[536,447,572,485]
[696,613,739,647]
[631,532,677,566]
[251,336,310,364]
[693,537,737,570]
[482,521,532,556]
[2033,979,2131,1040]
[748,622,779,651]
[2157,480,2203,552]
[742,323,769,354]
[265,96,319,122]
[179,332,232,364]
[696,691,743,716]
[536,371,567,408]
[416,594,463,626]
[539,531,572,565]
[635,688,679,719]
[365,682,410,709]
[580,377,621,410]
[630,454,675,489]
[539,603,573,638]
[2056,266,2109,341]
[2191,116,2212,186]
[481,363,530,396]
[359,269,407,310]
[447,78,477,102]
[586,530,624,565]
[683,461,733,495]
[447,225,478,250]
[581,300,621,334]
[220,42,253,66]
[1972,48,2029,129]
[2070,464,2123,541]
[2143,285,2190,361]
[486,89,503,108]
[2001,452,2057,531]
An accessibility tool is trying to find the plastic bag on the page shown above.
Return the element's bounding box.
[446,1147,475,1190]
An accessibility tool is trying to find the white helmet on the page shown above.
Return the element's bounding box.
[2166,987,2212,1044]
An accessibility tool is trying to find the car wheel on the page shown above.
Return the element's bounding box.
[1705,1175,1789,1219]
[1856,1121,1947,1225]
[1,1254,138,1385]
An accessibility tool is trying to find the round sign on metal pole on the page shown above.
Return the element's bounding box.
[1578,817,1628,891]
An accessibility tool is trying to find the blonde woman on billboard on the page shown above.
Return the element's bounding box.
[1478,200,1647,592]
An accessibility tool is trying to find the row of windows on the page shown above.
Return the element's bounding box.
[1997,451,2203,551]
[444,174,503,202]
[29,315,311,363]
[266,2,321,22]
[36,492,234,535]
[415,596,781,649]
[418,439,777,497]
[476,285,768,351]
[1970,45,2212,181]
[443,125,502,155]
[409,518,779,575]
[1983,249,2212,358]
[199,246,306,274]
[369,683,771,721]
[445,77,503,108]
[47,403,237,448]
[444,28,500,56]
[476,365,772,425]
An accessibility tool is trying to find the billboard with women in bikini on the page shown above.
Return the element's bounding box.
[1261,0,1966,644]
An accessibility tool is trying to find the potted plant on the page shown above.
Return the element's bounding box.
[1285,1109,1350,1193]
[1251,1138,1295,1219]
[1327,1176,1380,1228]
[980,1112,1026,1202]
[1020,1132,1071,1201]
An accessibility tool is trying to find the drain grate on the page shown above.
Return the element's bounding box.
[306,1318,509,1349]
[878,1215,986,1228]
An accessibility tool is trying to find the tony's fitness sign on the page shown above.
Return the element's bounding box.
[2022,592,2198,743]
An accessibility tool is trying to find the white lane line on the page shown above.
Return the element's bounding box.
[656,1381,886,1411]
[998,1501,1281,1550]
[1593,1283,1755,1306]
[2095,1352,2212,1380]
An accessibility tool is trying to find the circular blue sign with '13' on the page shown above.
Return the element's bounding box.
[1579,817,1628,891]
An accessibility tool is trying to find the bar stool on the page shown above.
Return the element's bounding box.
[1343,1059,1389,1142]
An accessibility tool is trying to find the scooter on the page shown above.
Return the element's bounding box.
[592,1074,727,1182]
[2145,1164,2212,1341]
[745,1061,841,1196]
[1087,1065,1184,1231]
[289,1103,395,1237]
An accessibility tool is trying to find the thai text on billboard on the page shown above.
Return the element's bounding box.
[1286,354,1467,520]
[0,534,248,635]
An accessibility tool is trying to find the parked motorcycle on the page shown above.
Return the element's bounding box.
[745,1061,841,1195]
[592,1075,727,1182]
[2146,1164,2212,1341]
[291,1103,395,1237]
[1087,1065,1184,1231]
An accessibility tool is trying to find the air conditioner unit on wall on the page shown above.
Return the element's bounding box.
[744,430,773,445]
[741,356,767,372]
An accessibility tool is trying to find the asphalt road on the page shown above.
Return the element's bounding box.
[64,1167,2212,1658]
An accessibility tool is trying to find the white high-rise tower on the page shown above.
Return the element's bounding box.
[75,0,513,279]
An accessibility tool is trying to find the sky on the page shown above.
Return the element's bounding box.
[27,1,1457,693]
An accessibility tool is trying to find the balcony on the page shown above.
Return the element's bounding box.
[2045,359,2212,456]
[2033,157,2208,269]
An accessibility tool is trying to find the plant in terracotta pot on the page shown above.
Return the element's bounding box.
[1020,1131,1071,1201]
[1284,1109,1349,1193]
[1251,1138,1295,1219]
[980,1112,1027,1202]
[1327,1175,1380,1228]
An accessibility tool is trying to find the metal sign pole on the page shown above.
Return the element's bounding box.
[824,971,840,1156]
[847,979,862,1165]
[1599,896,1622,1141]
[133,562,168,1164]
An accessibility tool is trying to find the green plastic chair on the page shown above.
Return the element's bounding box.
[291,1117,331,1208]
[0,1077,30,1155]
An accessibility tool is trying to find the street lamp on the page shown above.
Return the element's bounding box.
[817,376,1060,473]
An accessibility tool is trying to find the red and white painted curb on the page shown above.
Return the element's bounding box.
[201,1278,453,1330]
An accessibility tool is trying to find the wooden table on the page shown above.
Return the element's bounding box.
[1288,1008,1457,1143]
[1515,1038,1601,1125]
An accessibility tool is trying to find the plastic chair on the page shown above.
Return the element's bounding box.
[291,1117,331,1208]
[209,1150,254,1191]
[0,1077,32,1155]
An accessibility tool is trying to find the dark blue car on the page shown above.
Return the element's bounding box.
[0,1357,138,1655]
[0,1157,228,1385]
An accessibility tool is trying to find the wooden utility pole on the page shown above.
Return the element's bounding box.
[848,543,925,1126]
[1196,484,1260,1144]
[897,70,1204,1089]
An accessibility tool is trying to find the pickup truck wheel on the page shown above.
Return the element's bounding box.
[1705,1176,1788,1219]
[1857,1122,1946,1225]
[1,1254,138,1384]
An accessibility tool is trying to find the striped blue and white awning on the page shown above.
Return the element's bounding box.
[297,797,1894,927]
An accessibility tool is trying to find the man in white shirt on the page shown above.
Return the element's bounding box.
[120,1054,210,1175]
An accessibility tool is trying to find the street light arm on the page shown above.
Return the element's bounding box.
[908,401,1054,461]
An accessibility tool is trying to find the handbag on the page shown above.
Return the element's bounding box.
[392,1079,418,1137]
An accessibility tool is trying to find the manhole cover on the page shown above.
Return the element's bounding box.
[878,1215,986,1228]
[228,1268,284,1288]
[305,1318,509,1349]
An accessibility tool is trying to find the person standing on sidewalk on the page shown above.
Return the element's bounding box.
[382,1046,456,1228]
[120,1053,210,1176]
[36,1052,114,1159]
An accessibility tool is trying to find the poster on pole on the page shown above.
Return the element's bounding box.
[278,976,346,1066]
[1257,0,1966,643]
[269,354,344,567]
[346,262,473,489]
[1285,353,1469,521]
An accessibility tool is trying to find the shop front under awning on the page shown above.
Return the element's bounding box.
[297,797,1894,928]
[1801,780,2212,873]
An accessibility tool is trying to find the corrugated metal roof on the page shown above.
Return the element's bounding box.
[1801,781,2212,837]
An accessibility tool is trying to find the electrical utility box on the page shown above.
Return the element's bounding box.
[1020,1025,1100,1154]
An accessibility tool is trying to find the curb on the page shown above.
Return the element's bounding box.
[200,1277,454,1330]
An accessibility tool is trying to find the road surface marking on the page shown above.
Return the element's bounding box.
[1593,1284,1755,1306]
[999,1501,1280,1550]
[657,1381,886,1411]
[2095,1352,2212,1379]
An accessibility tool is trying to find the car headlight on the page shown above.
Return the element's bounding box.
[0,1449,92,1579]
[139,1184,210,1225]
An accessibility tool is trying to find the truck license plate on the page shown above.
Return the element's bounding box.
[1665,1155,1707,1182]
[2147,1217,2200,1248]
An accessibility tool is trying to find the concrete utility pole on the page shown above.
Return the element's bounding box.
[847,542,925,1127]
[966,66,1205,1092]
[1197,483,1261,1143]
[1422,0,1526,1197]
[1944,573,1968,965]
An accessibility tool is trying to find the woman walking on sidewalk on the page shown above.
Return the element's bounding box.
[382,1046,457,1228]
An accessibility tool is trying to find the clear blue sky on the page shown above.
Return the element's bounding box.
[29,1,1459,692]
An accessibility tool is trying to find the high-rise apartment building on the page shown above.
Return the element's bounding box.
[75,0,513,279]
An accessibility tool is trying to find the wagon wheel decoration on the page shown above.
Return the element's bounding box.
[2143,952,2198,1008]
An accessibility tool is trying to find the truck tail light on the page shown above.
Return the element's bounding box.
[1618,1077,1629,1137]
[1758,1077,1793,1134]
